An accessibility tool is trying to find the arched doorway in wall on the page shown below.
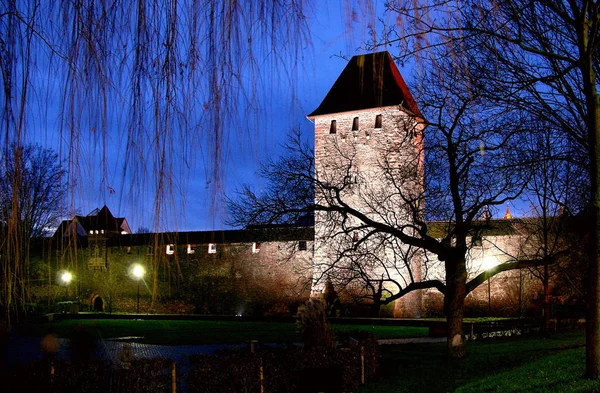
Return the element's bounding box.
[90,294,104,312]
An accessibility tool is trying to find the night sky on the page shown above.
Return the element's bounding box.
[37,1,399,233]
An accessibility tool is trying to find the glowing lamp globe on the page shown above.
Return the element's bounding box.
[61,271,73,284]
[132,264,145,280]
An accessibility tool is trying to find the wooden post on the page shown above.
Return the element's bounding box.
[360,346,365,385]
[171,362,176,393]
[260,358,264,393]
[50,361,55,389]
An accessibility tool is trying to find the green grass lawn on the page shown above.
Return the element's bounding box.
[25,318,429,345]
[360,329,599,393]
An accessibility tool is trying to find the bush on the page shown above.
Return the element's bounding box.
[188,352,262,393]
[119,357,173,392]
[187,331,379,393]
[6,360,112,393]
[5,357,174,393]
[6,332,379,392]
[296,297,334,348]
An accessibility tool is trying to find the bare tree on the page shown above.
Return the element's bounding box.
[0,144,66,325]
[516,125,586,331]
[230,52,543,358]
[385,0,600,376]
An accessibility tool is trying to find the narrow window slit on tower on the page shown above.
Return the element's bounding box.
[352,117,359,131]
[330,120,337,134]
[375,114,382,128]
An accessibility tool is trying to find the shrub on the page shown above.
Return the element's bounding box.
[296,297,334,348]
[188,352,262,393]
[119,357,173,392]
[187,331,379,393]
[6,360,112,393]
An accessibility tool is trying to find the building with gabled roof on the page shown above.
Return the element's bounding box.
[54,205,131,240]
[53,205,131,247]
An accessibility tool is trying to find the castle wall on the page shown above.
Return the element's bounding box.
[32,236,313,315]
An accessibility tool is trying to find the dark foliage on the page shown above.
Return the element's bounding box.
[186,331,379,393]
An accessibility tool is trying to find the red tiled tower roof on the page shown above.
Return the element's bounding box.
[308,51,422,118]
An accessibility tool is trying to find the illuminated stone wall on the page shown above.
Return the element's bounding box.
[311,106,425,317]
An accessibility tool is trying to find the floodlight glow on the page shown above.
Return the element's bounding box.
[481,256,497,271]
[132,264,145,279]
[61,271,73,284]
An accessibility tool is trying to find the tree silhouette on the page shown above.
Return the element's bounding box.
[229,51,546,357]
[385,0,600,374]
[0,144,65,325]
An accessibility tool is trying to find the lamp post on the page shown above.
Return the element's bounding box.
[482,256,496,317]
[132,264,145,314]
[61,271,73,301]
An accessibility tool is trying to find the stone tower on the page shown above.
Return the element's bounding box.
[308,51,425,318]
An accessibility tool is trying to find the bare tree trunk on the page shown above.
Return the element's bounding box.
[582,35,600,378]
[445,257,467,359]
[370,302,381,318]
[370,280,383,317]
[587,133,600,378]
[587,155,600,378]
[543,264,551,334]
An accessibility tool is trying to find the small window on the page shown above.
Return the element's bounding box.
[147,246,154,255]
[375,114,382,128]
[352,117,359,131]
[329,120,337,134]
[89,230,93,235]
[101,229,105,234]
[187,244,196,254]
[208,243,217,254]
[299,240,307,251]
[95,230,99,235]
[252,242,261,253]
[353,232,359,243]
[166,244,175,255]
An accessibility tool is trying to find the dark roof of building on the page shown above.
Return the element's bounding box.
[107,227,314,247]
[308,51,422,118]
[53,205,129,238]
[427,219,521,239]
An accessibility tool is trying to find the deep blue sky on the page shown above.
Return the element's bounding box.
[22,1,526,232]
[70,1,400,232]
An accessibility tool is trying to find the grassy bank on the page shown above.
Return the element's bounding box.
[360,329,597,393]
[24,318,429,345]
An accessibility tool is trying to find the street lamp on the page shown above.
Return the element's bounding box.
[61,271,73,301]
[132,264,145,313]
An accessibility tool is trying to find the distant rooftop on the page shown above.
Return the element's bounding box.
[308,51,422,118]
